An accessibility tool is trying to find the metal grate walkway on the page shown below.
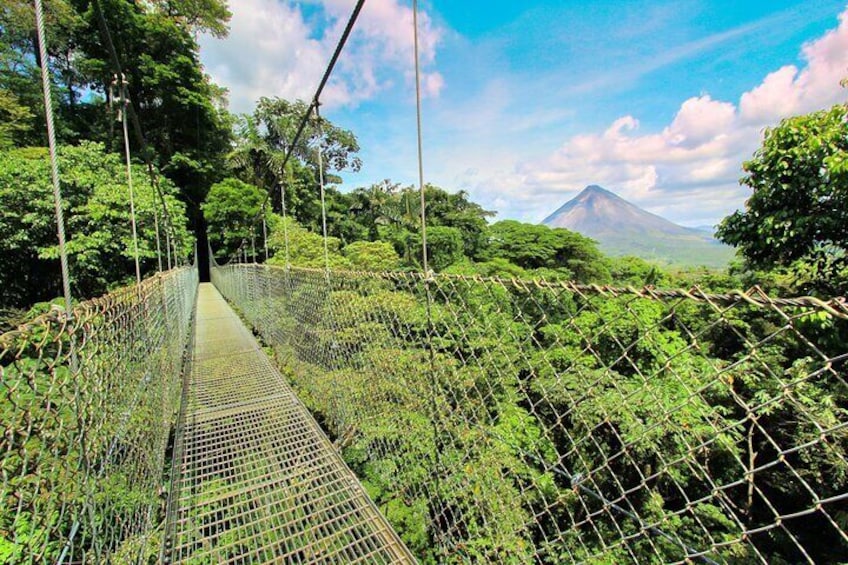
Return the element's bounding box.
[163,283,415,564]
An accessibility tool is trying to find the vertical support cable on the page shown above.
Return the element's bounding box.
[412,0,444,554]
[262,215,269,262]
[412,0,429,274]
[314,105,331,277]
[279,180,291,268]
[145,162,174,271]
[165,225,173,270]
[36,5,82,560]
[115,74,142,285]
[172,228,181,267]
[153,207,163,272]
[34,0,73,313]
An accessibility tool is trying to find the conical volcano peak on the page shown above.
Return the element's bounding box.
[583,184,613,195]
[541,185,733,268]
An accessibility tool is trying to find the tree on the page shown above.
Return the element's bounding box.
[229,97,361,227]
[348,180,399,240]
[0,0,82,146]
[343,241,400,271]
[145,0,232,38]
[481,220,609,282]
[79,0,232,201]
[419,186,495,257]
[717,103,848,294]
[411,226,464,272]
[1,0,233,202]
[266,216,351,270]
[0,89,33,149]
[0,142,192,308]
[203,178,265,260]
[608,256,668,286]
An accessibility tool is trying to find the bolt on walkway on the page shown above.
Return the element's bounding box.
[163,283,415,564]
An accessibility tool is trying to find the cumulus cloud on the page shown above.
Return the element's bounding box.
[496,7,848,225]
[199,0,443,113]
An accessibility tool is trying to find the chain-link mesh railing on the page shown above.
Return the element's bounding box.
[1,266,197,563]
[213,263,848,564]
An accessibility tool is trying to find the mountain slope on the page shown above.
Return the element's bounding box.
[542,185,734,268]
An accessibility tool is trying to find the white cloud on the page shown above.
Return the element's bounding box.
[199,0,443,114]
[489,6,848,226]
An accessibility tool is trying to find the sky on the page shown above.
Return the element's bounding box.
[199,0,848,227]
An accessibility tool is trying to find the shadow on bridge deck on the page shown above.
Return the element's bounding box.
[163,283,415,564]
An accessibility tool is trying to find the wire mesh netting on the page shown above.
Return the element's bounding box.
[213,263,848,564]
[0,266,197,563]
[163,284,415,563]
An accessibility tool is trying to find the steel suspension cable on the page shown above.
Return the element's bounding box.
[279,180,291,268]
[262,214,269,262]
[410,3,444,551]
[35,6,86,560]
[93,0,183,268]
[315,107,331,275]
[153,206,163,272]
[34,0,73,313]
[115,74,142,286]
[412,0,429,274]
[229,0,367,263]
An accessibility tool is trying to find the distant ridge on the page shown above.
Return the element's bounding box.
[542,185,734,268]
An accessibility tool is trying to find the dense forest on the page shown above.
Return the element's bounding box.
[2,0,846,312]
[1,0,847,562]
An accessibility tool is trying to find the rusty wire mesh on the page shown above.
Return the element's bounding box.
[213,263,848,564]
[0,266,197,563]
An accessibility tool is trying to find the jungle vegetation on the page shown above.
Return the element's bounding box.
[1,0,846,561]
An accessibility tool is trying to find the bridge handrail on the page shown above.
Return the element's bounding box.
[212,263,848,564]
[0,265,198,563]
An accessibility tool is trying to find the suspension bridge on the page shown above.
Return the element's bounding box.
[2,0,848,563]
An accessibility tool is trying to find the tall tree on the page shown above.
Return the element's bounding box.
[717,102,848,294]
[0,0,82,146]
[229,97,361,228]
[73,0,233,203]
[481,220,610,282]
[1,0,233,201]
[0,142,192,308]
[203,177,264,259]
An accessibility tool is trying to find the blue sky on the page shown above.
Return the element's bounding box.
[199,0,848,226]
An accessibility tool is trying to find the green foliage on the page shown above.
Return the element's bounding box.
[607,255,668,286]
[718,103,848,294]
[222,261,848,563]
[0,142,192,308]
[0,89,34,149]
[228,97,361,230]
[266,216,352,270]
[414,226,464,271]
[203,178,264,259]
[1,268,195,562]
[421,186,494,257]
[145,0,232,38]
[343,240,401,271]
[443,257,530,279]
[0,0,231,204]
[482,220,610,282]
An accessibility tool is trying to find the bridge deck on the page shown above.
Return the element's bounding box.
[164,283,414,564]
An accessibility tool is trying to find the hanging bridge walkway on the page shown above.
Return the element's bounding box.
[163,283,414,562]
